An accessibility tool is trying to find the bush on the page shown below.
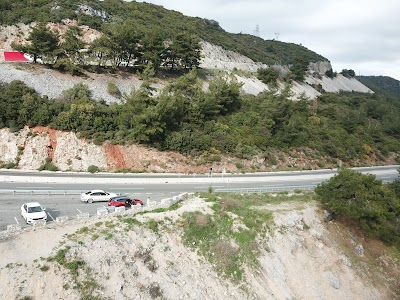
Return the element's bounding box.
[87,165,100,173]
[315,168,400,247]
[38,158,59,171]
[257,67,279,86]
[269,157,278,165]
[1,162,17,169]
[107,82,121,98]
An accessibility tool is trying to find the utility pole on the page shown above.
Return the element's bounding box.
[254,24,260,37]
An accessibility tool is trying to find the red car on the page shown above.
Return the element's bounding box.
[108,196,143,207]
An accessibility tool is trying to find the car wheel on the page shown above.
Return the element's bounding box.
[88,198,93,204]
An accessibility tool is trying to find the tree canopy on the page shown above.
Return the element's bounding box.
[315,168,400,247]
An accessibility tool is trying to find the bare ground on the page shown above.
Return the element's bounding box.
[0,196,397,300]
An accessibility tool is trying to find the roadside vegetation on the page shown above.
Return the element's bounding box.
[315,168,400,249]
[1,0,399,167]
[0,75,399,166]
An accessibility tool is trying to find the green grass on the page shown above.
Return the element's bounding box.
[181,193,277,281]
[181,192,315,281]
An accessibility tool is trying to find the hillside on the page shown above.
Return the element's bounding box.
[356,75,400,99]
[0,0,399,172]
[0,0,326,66]
[1,194,399,300]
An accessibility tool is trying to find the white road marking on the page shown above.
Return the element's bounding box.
[77,209,82,213]
[196,185,225,188]
[16,186,53,189]
[109,188,144,190]
[14,217,19,224]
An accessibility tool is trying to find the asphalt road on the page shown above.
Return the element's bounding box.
[0,165,398,231]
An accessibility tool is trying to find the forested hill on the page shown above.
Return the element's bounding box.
[356,76,400,100]
[0,0,399,169]
[0,0,327,66]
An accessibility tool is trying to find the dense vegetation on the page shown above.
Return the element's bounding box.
[1,0,399,165]
[12,21,202,74]
[356,76,400,100]
[1,72,399,164]
[315,168,400,249]
[0,0,326,66]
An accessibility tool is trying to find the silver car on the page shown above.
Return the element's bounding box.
[81,190,118,203]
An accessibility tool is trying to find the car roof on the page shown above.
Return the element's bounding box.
[88,190,105,193]
[25,202,42,207]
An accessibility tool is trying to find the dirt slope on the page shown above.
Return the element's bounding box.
[0,197,395,300]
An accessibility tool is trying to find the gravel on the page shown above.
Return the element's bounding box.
[0,62,146,103]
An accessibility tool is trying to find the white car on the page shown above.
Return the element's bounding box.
[81,190,118,203]
[21,202,47,225]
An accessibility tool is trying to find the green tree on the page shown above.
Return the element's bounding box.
[208,75,242,115]
[257,67,279,86]
[164,32,201,70]
[140,28,165,70]
[106,21,144,67]
[289,58,308,82]
[53,26,85,74]
[0,80,36,129]
[340,69,356,78]
[315,168,400,246]
[12,22,58,63]
[89,34,114,67]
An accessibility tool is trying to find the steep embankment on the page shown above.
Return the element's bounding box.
[0,127,206,173]
[2,127,394,173]
[0,197,396,300]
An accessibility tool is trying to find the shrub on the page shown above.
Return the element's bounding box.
[325,69,337,78]
[257,67,279,86]
[38,158,59,171]
[315,168,400,247]
[269,157,278,165]
[87,165,100,173]
[2,162,17,169]
[235,162,244,169]
[107,82,121,98]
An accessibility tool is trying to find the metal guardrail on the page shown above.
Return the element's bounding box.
[0,185,318,196]
[0,189,83,195]
[214,185,316,193]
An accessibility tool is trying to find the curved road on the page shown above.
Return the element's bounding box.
[0,166,398,230]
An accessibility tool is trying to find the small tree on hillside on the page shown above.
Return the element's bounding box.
[340,69,356,78]
[164,32,201,70]
[12,22,59,63]
[53,26,86,74]
[257,67,279,87]
[289,58,308,82]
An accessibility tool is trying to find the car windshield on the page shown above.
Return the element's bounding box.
[28,206,43,213]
